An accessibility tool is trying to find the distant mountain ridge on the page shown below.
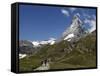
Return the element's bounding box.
[19,38,56,54]
[32,38,56,47]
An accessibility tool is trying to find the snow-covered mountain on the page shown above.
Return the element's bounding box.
[19,40,36,54]
[19,38,56,56]
[32,41,40,47]
[32,38,56,47]
[62,14,86,41]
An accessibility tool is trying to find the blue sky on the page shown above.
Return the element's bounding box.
[19,5,96,41]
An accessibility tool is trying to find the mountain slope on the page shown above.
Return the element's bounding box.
[19,40,35,54]
[19,38,56,55]
[51,31,96,69]
[19,31,96,71]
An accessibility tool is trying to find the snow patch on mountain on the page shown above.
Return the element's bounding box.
[19,54,27,59]
[32,38,56,47]
[64,33,74,41]
[40,41,49,45]
[47,38,56,45]
[32,41,40,47]
[40,38,56,45]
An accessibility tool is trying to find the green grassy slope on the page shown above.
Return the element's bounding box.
[19,32,96,71]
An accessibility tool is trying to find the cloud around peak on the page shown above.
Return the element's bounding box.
[84,18,96,33]
[70,8,77,12]
[61,9,69,16]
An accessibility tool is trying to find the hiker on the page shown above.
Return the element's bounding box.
[44,59,48,66]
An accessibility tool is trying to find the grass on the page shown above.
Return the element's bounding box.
[50,50,96,70]
[19,32,96,71]
[50,62,85,70]
[19,56,41,71]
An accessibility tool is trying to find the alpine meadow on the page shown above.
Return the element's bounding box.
[19,4,97,72]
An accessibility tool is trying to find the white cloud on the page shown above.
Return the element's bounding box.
[61,9,69,16]
[84,19,96,33]
[83,14,91,19]
[70,8,76,12]
[84,19,90,23]
[83,14,96,20]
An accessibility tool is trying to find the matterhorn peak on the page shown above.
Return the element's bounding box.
[62,14,85,41]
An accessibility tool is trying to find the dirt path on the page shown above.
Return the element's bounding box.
[34,62,50,71]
